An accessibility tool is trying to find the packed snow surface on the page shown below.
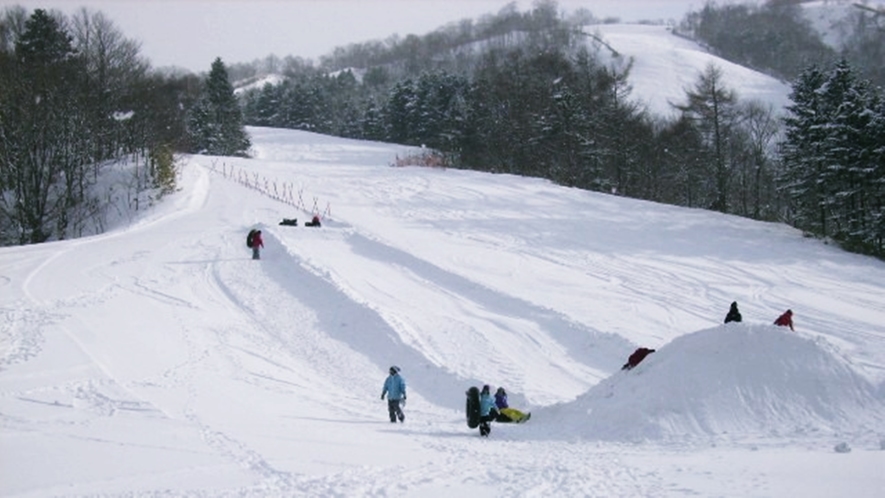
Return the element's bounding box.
[2,127,884,497]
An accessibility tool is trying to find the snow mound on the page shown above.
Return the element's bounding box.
[539,324,884,442]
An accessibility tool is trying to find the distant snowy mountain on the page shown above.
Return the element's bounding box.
[233,73,286,95]
[590,24,792,118]
[235,24,794,121]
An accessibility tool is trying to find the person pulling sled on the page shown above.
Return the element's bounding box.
[478,385,498,436]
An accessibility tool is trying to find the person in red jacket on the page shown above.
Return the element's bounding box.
[251,230,264,260]
[774,309,794,331]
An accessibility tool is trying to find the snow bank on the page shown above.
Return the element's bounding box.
[538,324,884,442]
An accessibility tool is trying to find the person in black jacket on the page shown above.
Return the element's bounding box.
[622,347,655,370]
[724,301,742,323]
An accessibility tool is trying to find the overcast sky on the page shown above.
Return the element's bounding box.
[6,0,708,72]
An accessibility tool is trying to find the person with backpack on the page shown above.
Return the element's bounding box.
[774,309,794,331]
[478,384,498,436]
[381,366,406,423]
[724,301,742,323]
[247,229,264,260]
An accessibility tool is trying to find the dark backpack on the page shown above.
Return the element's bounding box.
[246,229,257,248]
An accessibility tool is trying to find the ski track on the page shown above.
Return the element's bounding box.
[273,222,627,403]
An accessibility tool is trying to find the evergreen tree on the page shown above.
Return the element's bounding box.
[247,83,281,127]
[780,60,885,256]
[188,57,250,156]
[818,60,868,242]
[674,64,739,213]
[1,9,84,243]
[779,64,828,233]
[360,99,387,141]
[385,78,417,144]
[868,97,885,253]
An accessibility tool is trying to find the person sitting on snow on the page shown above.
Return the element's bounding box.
[494,387,530,423]
[305,215,322,227]
[724,301,742,323]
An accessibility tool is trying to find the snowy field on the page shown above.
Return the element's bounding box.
[1,126,884,497]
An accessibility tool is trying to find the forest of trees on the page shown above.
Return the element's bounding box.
[235,0,883,257]
[1,1,883,257]
[779,60,885,254]
[681,0,885,87]
[237,7,784,213]
[0,7,248,245]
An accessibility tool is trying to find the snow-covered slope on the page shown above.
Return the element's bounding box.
[236,23,794,121]
[233,73,286,95]
[591,24,793,118]
[2,127,884,496]
[544,324,883,442]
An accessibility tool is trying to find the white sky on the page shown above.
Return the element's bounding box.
[6,0,710,71]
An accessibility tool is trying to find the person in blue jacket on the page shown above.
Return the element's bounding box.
[478,384,498,436]
[381,366,406,423]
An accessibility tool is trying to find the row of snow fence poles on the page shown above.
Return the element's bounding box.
[209,160,331,219]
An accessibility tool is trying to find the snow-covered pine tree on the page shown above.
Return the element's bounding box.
[779,64,828,235]
[779,59,885,256]
[188,57,250,157]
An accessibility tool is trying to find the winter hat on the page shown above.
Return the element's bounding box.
[389,366,400,375]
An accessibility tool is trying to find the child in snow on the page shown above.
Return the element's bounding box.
[494,387,530,423]
[381,366,406,423]
[724,301,742,323]
[774,309,794,331]
[251,230,264,260]
[622,347,655,370]
[478,385,498,437]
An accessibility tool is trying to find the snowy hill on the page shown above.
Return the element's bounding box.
[235,23,793,121]
[590,24,792,118]
[233,73,286,95]
[2,127,885,496]
[545,324,883,442]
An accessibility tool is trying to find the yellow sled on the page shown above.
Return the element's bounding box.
[497,407,531,423]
